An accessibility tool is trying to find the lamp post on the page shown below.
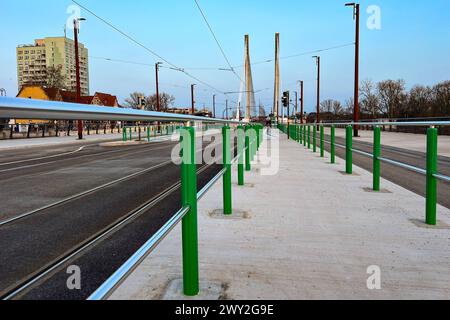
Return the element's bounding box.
[74,17,86,140]
[155,62,162,132]
[212,94,216,118]
[191,84,196,115]
[299,80,304,124]
[312,56,321,126]
[346,2,360,137]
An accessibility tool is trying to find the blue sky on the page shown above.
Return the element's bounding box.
[1,0,449,115]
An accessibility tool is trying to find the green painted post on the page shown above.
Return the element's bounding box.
[313,126,317,153]
[308,126,311,149]
[257,125,261,151]
[320,125,324,157]
[129,128,132,141]
[245,135,251,172]
[426,127,438,225]
[303,126,307,146]
[346,126,353,174]
[122,127,126,142]
[331,126,336,164]
[223,126,232,215]
[180,127,199,296]
[373,127,381,191]
[147,127,150,142]
[237,126,245,186]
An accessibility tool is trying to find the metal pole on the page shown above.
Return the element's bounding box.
[180,127,199,296]
[316,57,321,126]
[426,127,438,225]
[223,126,232,215]
[331,126,336,164]
[354,4,360,137]
[74,19,83,140]
[213,95,216,119]
[300,81,304,124]
[320,125,324,157]
[225,100,229,120]
[373,126,381,191]
[245,134,251,172]
[238,125,245,186]
[191,84,196,115]
[346,126,353,174]
[313,125,317,153]
[308,125,311,149]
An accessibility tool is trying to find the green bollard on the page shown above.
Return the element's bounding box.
[129,128,132,141]
[237,126,245,186]
[426,127,438,225]
[147,127,151,142]
[373,127,381,191]
[180,127,199,297]
[222,126,232,215]
[303,126,307,147]
[122,127,127,142]
[245,135,251,172]
[331,126,336,164]
[346,126,353,174]
[320,125,324,158]
[299,126,302,144]
[257,125,261,151]
[313,126,317,153]
[308,126,311,149]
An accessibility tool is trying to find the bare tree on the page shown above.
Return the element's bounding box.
[45,66,66,90]
[431,81,450,117]
[377,79,407,118]
[332,100,343,115]
[320,99,334,113]
[146,93,175,111]
[124,92,146,109]
[408,85,432,117]
[360,79,379,118]
[344,97,354,115]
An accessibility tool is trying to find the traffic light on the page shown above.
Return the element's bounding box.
[282,91,290,108]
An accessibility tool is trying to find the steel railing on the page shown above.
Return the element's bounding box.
[0,96,264,300]
[278,121,450,226]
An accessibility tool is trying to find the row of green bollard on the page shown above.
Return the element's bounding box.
[122,124,183,143]
[180,123,264,297]
[283,123,440,226]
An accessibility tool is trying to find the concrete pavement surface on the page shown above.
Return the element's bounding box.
[111,129,450,300]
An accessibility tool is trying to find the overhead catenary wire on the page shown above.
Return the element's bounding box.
[193,0,244,85]
[71,0,227,95]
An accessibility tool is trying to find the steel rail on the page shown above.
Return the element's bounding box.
[377,157,426,175]
[0,97,240,124]
[0,159,174,227]
[87,206,190,300]
[2,162,215,300]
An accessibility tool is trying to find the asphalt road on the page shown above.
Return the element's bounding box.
[318,133,450,209]
[0,137,225,300]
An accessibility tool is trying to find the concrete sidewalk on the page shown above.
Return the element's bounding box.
[111,129,450,300]
[334,128,450,157]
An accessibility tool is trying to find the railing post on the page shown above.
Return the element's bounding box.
[313,125,317,153]
[426,127,438,226]
[245,135,251,172]
[223,126,232,215]
[320,125,324,158]
[331,125,336,164]
[303,126,307,147]
[346,125,353,174]
[299,126,303,144]
[373,126,381,191]
[147,126,151,142]
[180,127,199,296]
[256,125,261,151]
[237,125,245,186]
[308,126,311,149]
[129,127,132,141]
[122,127,127,142]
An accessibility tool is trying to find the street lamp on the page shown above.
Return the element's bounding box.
[298,80,304,124]
[312,56,321,126]
[346,2,360,137]
[191,84,196,115]
[155,62,163,112]
[74,17,86,140]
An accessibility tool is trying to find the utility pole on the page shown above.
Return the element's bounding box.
[294,91,298,124]
[225,100,229,120]
[300,80,304,124]
[346,2,360,137]
[273,33,280,125]
[313,56,321,126]
[155,62,162,132]
[74,18,85,140]
[213,94,216,118]
[191,84,196,115]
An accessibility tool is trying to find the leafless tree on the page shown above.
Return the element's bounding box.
[145,93,175,111]
[360,79,379,118]
[124,92,146,109]
[377,79,407,118]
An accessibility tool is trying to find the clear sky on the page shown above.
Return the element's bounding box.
[1,0,449,115]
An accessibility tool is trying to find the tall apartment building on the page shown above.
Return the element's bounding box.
[16,37,89,96]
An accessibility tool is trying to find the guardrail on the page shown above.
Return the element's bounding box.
[279,121,450,226]
[0,96,264,300]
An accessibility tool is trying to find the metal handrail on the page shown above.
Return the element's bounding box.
[88,206,190,300]
[298,121,450,127]
[0,97,240,124]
